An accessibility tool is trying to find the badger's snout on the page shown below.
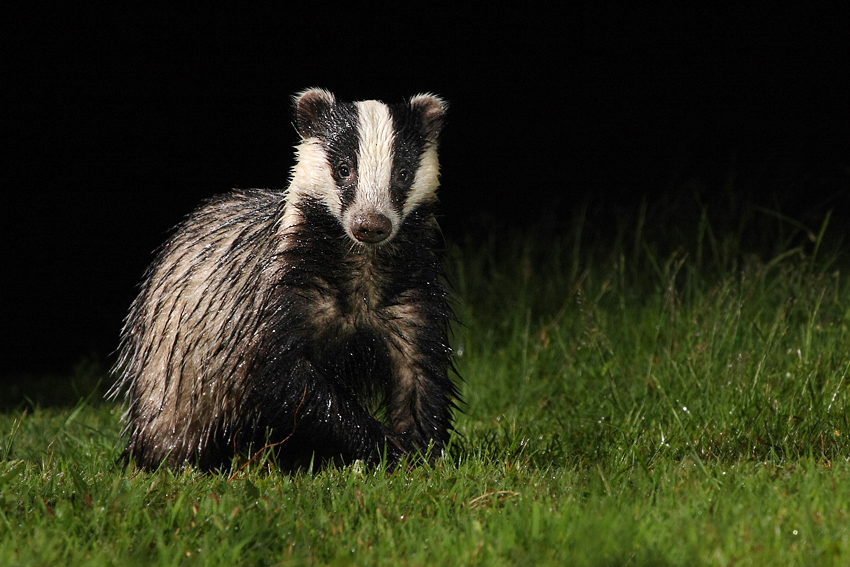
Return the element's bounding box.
[351,211,393,244]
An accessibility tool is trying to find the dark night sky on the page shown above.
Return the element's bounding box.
[3,7,848,378]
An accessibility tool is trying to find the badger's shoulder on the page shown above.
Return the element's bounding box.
[122,189,286,384]
[148,188,283,275]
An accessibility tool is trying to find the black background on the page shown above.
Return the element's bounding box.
[3,7,848,379]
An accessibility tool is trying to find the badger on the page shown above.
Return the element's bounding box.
[109,88,457,471]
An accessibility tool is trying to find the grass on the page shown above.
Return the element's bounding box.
[2,198,850,565]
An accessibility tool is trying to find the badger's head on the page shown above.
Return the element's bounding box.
[287,88,446,245]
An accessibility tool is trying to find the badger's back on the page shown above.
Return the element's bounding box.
[111,89,456,471]
[116,190,284,468]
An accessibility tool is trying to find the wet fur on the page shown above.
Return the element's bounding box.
[111,90,457,471]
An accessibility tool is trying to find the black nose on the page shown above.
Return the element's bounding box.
[352,212,393,243]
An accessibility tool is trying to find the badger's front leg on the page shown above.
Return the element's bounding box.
[254,358,407,467]
[385,307,456,459]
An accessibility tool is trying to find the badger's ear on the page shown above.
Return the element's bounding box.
[293,88,336,139]
[409,93,447,143]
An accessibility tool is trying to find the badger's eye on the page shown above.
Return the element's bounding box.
[336,163,352,179]
[397,168,411,184]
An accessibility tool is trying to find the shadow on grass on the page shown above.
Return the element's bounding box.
[0,357,113,412]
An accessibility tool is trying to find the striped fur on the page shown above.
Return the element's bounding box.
[110,89,456,471]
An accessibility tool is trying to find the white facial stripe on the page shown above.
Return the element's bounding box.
[404,144,440,216]
[355,100,394,209]
[285,139,341,226]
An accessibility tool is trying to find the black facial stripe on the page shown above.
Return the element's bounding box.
[314,102,360,213]
[388,102,429,213]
